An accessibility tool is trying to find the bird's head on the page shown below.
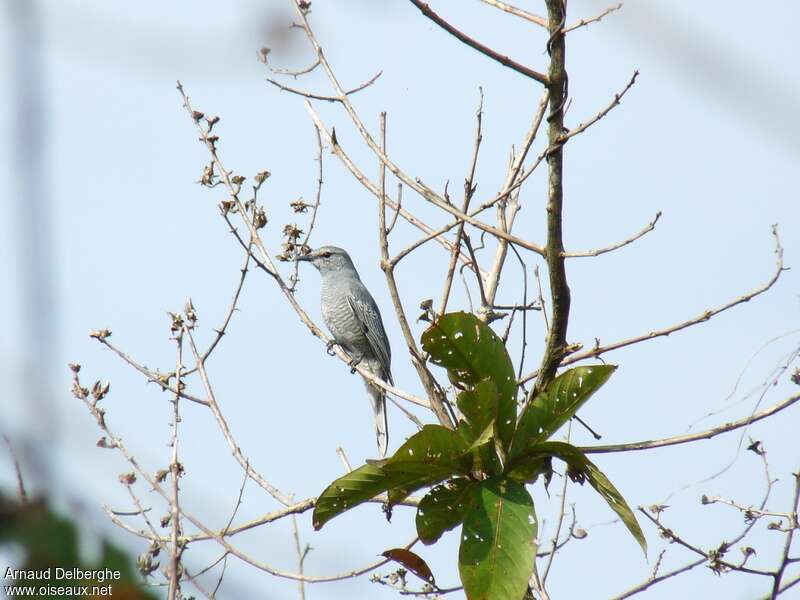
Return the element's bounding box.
[297,246,357,276]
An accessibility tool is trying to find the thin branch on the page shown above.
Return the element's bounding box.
[2,434,27,504]
[377,112,453,428]
[72,367,420,583]
[288,7,548,257]
[304,100,547,258]
[408,0,548,84]
[387,182,402,235]
[609,557,705,600]
[533,264,549,333]
[266,70,383,103]
[542,426,571,584]
[167,325,184,600]
[558,70,639,145]
[562,3,623,34]
[178,83,433,415]
[183,324,295,505]
[440,90,483,315]
[615,452,776,598]
[521,225,787,384]
[95,337,209,406]
[183,249,251,378]
[291,511,307,600]
[580,391,800,455]
[290,123,325,291]
[463,235,487,309]
[564,211,660,258]
[478,0,547,28]
[772,470,800,598]
[265,57,321,78]
[639,509,774,577]
[482,91,549,309]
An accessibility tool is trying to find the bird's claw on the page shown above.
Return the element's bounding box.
[349,356,363,373]
[326,340,338,356]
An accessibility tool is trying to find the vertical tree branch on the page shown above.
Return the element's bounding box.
[377,112,454,429]
[168,325,184,600]
[440,91,483,316]
[483,91,549,310]
[532,0,571,397]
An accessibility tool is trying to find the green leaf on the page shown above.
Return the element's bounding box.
[313,463,390,530]
[422,312,518,451]
[459,478,537,600]
[510,365,616,459]
[505,455,552,485]
[313,463,443,530]
[384,425,469,473]
[416,478,478,545]
[457,378,499,437]
[382,424,470,506]
[516,441,646,554]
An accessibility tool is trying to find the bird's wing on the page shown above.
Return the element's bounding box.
[347,293,393,384]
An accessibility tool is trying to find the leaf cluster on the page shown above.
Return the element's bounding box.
[313,312,644,600]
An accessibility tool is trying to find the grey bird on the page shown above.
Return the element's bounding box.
[298,246,392,457]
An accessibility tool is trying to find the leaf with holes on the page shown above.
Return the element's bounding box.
[382,424,471,506]
[416,478,478,545]
[512,441,646,554]
[510,365,616,460]
[314,463,439,530]
[457,378,499,438]
[459,477,537,600]
[422,312,517,451]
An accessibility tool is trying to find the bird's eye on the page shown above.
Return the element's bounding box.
[321,252,332,258]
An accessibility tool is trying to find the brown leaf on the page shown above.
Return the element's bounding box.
[381,548,435,584]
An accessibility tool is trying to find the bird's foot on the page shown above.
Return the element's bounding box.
[349,355,363,373]
[325,340,339,356]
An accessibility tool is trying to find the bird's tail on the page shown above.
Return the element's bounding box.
[364,375,389,458]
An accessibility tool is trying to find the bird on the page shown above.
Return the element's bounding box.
[297,246,393,457]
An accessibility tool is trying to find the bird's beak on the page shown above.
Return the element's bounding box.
[296,252,313,262]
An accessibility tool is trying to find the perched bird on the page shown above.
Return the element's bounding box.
[298,246,393,456]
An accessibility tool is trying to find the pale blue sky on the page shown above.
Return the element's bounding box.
[1,1,799,598]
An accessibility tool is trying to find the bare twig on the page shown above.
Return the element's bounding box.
[562,3,623,34]
[582,391,800,455]
[183,249,251,377]
[73,366,420,583]
[614,452,775,598]
[291,512,307,600]
[440,90,483,315]
[564,211,660,258]
[290,123,325,291]
[639,509,773,577]
[178,83,432,414]
[610,557,705,600]
[558,70,639,145]
[478,0,547,28]
[167,323,184,600]
[182,324,294,505]
[95,337,209,406]
[771,470,800,597]
[377,112,454,428]
[482,91,549,309]
[542,426,572,584]
[521,225,787,384]
[266,70,383,103]
[408,0,548,84]
[304,100,547,258]
[2,434,27,504]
